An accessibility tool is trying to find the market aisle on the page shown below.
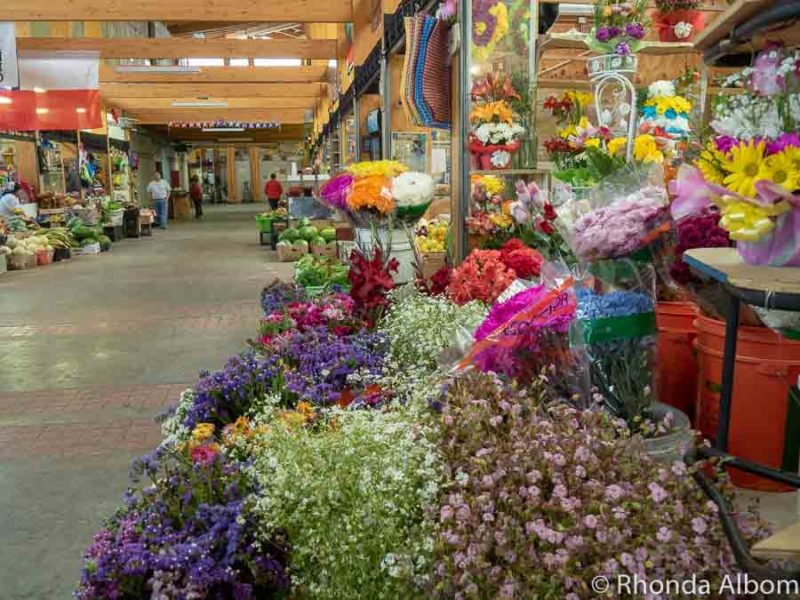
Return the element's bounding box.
[0,204,290,600]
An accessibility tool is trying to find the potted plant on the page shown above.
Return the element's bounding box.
[653,0,705,42]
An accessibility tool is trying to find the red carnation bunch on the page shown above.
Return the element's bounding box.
[447,250,516,305]
[500,238,544,279]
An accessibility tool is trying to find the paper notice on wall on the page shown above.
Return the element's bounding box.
[431,148,447,175]
[0,23,19,88]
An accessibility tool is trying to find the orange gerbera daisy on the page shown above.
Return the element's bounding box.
[346,175,395,214]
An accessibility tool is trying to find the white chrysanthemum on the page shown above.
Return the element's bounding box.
[648,80,676,99]
[475,123,492,143]
[392,171,435,207]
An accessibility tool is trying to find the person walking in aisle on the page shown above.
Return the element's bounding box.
[189,175,203,219]
[264,173,283,211]
[147,171,171,230]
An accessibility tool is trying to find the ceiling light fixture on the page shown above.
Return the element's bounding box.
[76,107,87,114]
[171,101,229,108]
[36,108,49,114]
[115,65,202,74]
[0,97,12,105]
[32,87,47,94]
[202,127,245,132]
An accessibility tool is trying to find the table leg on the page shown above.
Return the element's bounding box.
[716,291,740,452]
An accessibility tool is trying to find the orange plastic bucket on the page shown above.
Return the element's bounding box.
[694,315,800,491]
[656,302,698,422]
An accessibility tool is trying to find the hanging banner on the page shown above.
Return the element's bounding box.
[0,22,19,88]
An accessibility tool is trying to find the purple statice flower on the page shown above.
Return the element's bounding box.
[713,135,738,154]
[594,26,611,42]
[186,353,280,429]
[614,41,631,56]
[625,23,645,40]
[281,326,386,406]
[261,281,306,315]
[766,131,800,155]
[76,453,290,600]
[607,25,621,38]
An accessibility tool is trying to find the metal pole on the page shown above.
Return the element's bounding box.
[380,51,391,160]
[457,0,471,262]
[716,290,740,452]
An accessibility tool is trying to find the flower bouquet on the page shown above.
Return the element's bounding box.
[670,47,800,266]
[653,0,704,42]
[576,271,659,427]
[320,161,436,228]
[466,174,514,248]
[469,100,525,170]
[510,180,577,263]
[588,0,648,63]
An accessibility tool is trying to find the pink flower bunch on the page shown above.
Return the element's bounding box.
[572,188,670,260]
[431,372,768,599]
[447,250,516,305]
[471,286,577,387]
[258,293,361,346]
[319,172,354,211]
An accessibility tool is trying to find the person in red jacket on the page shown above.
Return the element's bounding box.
[189,175,203,219]
[264,173,283,210]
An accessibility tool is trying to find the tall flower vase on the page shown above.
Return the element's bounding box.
[654,10,705,42]
[588,54,638,162]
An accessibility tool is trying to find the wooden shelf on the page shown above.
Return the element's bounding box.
[694,0,800,62]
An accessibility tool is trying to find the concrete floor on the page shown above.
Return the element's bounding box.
[0,204,292,599]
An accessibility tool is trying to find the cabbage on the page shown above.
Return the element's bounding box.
[292,240,309,250]
[276,240,291,249]
[6,238,17,249]
[311,236,327,247]
[279,228,300,242]
[320,227,337,242]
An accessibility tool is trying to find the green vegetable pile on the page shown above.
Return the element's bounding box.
[294,254,350,288]
[68,217,112,251]
[277,218,337,249]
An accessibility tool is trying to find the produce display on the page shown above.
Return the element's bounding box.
[68,217,112,251]
[36,191,81,210]
[293,254,349,289]
[276,218,337,258]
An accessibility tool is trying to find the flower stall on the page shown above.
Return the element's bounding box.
[72,0,800,596]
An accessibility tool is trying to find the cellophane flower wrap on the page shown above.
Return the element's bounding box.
[575,260,658,427]
[462,276,590,405]
[675,47,800,266]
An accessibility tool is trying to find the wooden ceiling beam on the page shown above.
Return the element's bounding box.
[110,97,315,110]
[3,0,352,23]
[130,108,309,124]
[17,38,339,60]
[101,82,327,98]
[100,65,329,83]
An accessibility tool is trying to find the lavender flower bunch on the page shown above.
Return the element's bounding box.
[576,287,657,426]
[281,326,387,407]
[76,447,290,600]
[185,353,281,429]
[431,372,765,599]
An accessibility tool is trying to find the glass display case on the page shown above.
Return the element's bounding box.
[457,0,551,256]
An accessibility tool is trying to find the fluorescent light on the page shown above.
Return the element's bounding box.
[328,59,337,68]
[115,65,201,73]
[171,101,229,108]
[33,87,47,94]
[36,108,49,114]
[0,97,12,105]
[202,127,245,132]
[76,107,87,114]
[253,58,301,67]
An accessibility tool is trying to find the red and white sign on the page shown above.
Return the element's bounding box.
[0,52,102,130]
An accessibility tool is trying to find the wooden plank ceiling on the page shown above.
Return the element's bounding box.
[4,0,353,23]
[15,16,337,139]
[17,37,338,60]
